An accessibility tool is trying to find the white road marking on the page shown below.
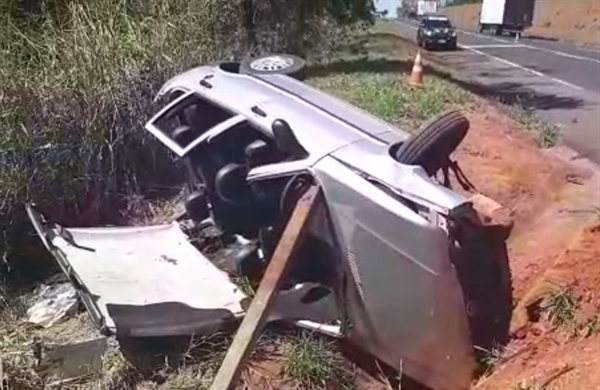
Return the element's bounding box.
[522,45,600,65]
[392,20,587,92]
[460,29,506,44]
[458,44,585,91]
[459,29,600,65]
[402,20,600,63]
[462,44,527,49]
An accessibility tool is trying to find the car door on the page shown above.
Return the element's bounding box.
[313,156,474,390]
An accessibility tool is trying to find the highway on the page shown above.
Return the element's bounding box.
[392,18,600,163]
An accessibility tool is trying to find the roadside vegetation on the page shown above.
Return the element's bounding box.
[2,3,595,390]
[0,5,496,387]
[541,286,600,339]
[0,1,372,388]
[508,102,560,148]
[310,70,471,132]
[0,0,371,281]
[542,287,579,330]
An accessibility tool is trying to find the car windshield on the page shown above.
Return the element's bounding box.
[424,19,451,28]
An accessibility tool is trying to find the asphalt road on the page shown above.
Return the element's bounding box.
[392,19,600,164]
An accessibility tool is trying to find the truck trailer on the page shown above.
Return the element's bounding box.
[417,0,438,19]
[479,0,536,35]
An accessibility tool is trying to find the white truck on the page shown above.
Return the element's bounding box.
[417,0,438,18]
[479,0,536,35]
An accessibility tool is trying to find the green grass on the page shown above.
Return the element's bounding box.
[309,70,471,132]
[0,0,366,281]
[475,344,510,375]
[509,103,560,148]
[91,331,356,390]
[542,287,579,329]
[581,313,600,337]
[282,331,355,390]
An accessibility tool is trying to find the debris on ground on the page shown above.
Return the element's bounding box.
[26,282,78,328]
[2,45,600,390]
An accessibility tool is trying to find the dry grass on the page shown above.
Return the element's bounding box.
[0,0,370,283]
[1,13,484,390]
[0,287,42,389]
[474,344,513,376]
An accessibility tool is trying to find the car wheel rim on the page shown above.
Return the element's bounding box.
[250,56,294,72]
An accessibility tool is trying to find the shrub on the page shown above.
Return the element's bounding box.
[0,0,371,281]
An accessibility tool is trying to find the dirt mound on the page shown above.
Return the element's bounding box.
[553,223,600,309]
[476,221,600,390]
[529,0,600,49]
[441,104,600,390]
[453,106,571,231]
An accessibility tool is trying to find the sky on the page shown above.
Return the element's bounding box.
[374,0,402,18]
[375,0,448,18]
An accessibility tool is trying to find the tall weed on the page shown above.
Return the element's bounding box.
[0,0,368,281]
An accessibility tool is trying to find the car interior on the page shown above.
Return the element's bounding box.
[149,92,342,330]
[150,92,342,299]
[152,93,311,235]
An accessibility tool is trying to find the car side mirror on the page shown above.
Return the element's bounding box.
[272,119,308,160]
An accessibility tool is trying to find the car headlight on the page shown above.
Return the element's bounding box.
[451,31,457,37]
[424,30,433,36]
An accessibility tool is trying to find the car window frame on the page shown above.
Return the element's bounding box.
[145,91,248,157]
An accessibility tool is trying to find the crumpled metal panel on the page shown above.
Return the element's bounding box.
[27,206,247,337]
[313,156,475,390]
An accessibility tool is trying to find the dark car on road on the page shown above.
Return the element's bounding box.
[417,15,458,51]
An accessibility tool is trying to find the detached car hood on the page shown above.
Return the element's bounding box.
[27,206,247,337]
[26,206,339,338]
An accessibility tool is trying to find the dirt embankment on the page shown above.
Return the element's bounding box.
[442,0,600,48]
[447,103,600,390]
[476,222,600,390]
[442,4,481,32]
[242,101,600,390]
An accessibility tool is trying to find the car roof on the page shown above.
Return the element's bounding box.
[423,15,450,21]
[155,64,409,161]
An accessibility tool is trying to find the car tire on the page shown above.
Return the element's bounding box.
[394,110,469,176]
[240,54,307,81]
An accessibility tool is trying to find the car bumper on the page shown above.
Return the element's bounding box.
[423,36,456,46]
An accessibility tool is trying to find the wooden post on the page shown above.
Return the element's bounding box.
[210,185,321,390]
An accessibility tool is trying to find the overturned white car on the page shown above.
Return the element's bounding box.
[28,55,513,390]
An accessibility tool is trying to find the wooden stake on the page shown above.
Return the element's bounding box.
[210,185,320,390]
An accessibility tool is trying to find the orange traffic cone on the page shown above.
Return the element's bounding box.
[409,50,424,87]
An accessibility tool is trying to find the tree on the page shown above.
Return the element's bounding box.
[448,0,483,6]
[241,0,376,54]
